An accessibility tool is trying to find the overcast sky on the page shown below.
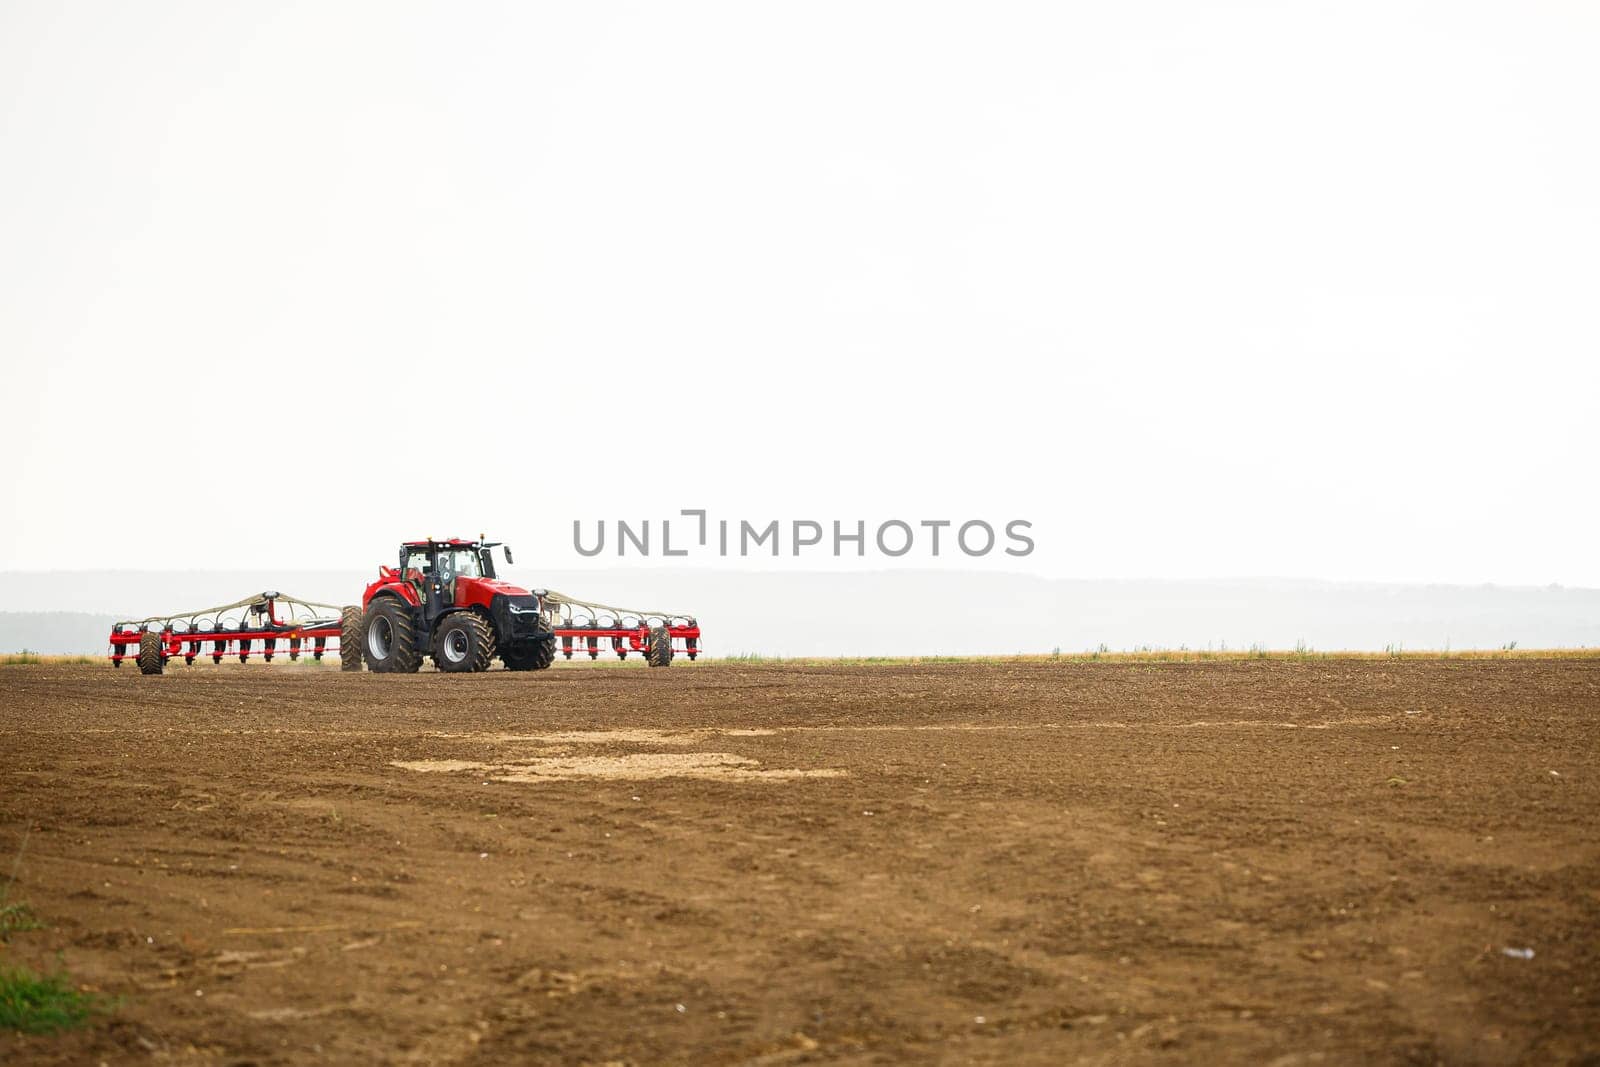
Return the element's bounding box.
[2,2,1595,585]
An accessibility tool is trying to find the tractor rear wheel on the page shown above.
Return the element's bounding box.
[432,612,494,673]
[340,605,364,672]
[502,633,556,671]
[646,626,674,668]
[364,597,422,673]
[137,631,164,675]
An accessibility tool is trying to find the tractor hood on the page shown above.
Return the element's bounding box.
[456,576,546,619]
[464,578,532,598]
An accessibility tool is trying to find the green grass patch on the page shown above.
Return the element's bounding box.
[2,832,38,939]
[0,964,101,1033]
[0,901,41,936]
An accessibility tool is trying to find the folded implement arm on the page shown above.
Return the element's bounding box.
[108,591,356,675]
[539,590,701,665]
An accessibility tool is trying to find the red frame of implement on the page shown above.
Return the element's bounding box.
[109,622,344,666]
[553,622,702,661]
[108,595,343,667]
[109,591,703,665]
[110,622,702,665]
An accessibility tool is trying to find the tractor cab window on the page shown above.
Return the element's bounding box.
[404,550,432,579]
[438,549,483,580]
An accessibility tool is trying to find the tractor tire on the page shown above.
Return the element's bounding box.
[502,632,557,671]
[646,626,674,668]
[432,612,494,673]
[137,630,164,675]
[364,596,422,674]
[340,605,364,672]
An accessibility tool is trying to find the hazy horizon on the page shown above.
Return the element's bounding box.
[5,569,1594,657]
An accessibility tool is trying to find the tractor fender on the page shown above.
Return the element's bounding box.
[362,579,422,610]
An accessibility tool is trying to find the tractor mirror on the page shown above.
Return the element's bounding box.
[503,546,515,565]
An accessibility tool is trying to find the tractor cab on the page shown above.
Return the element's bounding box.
[395,538,507,610]
[398,539,500,581]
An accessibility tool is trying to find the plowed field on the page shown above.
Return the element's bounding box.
[2,659,1597,1064]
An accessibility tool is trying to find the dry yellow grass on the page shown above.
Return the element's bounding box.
[713,648,1600,666]
[7,648,1597,669]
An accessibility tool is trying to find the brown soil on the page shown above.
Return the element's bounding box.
[1,659,1597,1064]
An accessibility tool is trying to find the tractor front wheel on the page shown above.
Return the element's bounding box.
[432,613,494,673]
[364,597,422,673]
[340,605,364,672]
[502,632,557,671]
[137,631,164,675]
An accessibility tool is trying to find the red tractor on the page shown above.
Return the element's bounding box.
[355,537,564,673]
[108,537,699,674]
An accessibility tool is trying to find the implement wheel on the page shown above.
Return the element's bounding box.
[137,631,164,675]
[364,597,422,673]
[502,632,556,671]
[432,612,494,673]
[340,605,364,672]
[646,626,674,668]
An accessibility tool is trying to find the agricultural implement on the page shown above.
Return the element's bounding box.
[109,537,701,675]
[109,591,354,674]
[542,590,701,664]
